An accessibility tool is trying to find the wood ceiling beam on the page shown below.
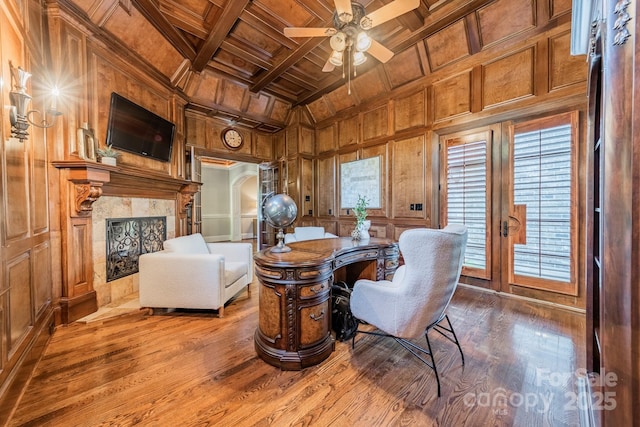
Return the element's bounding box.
[250,36,328,95]
[192,0,251,72]
[133,0,196,60]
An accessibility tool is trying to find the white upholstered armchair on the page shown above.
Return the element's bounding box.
[284,226,337,243]
[350,224,468,396]
[139,233,253,317]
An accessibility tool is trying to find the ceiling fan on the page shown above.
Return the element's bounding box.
[284,0,420,74]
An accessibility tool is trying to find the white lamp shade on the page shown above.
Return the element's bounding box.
[329,50,344,66]
[353,51,367,66]
[356,32,372,52]
[330,32,346,52]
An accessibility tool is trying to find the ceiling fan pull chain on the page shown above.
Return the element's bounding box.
[348,46,352,94]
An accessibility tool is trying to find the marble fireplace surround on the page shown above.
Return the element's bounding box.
[53,161,200,323]
[93,198,174,308]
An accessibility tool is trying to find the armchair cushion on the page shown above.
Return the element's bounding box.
[163,233,209,254]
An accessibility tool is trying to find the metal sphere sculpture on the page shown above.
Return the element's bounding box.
[263,193,298,252]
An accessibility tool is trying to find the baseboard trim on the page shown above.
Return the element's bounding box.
[457,283,586,314]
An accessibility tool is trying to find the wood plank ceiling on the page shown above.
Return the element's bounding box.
[73,0,545,132]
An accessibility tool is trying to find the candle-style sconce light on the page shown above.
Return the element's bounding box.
[8,60,62,143]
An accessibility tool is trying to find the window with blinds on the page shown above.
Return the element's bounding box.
[512,118,575,289]
[446,137,490,278]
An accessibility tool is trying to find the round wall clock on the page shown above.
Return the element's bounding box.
[221,127,244,150]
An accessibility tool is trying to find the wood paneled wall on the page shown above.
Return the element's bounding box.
[0,0,55,422]
[277,3,588,309]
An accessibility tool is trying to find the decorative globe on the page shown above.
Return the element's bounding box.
[263,194,297,253]
[263,193,297,229]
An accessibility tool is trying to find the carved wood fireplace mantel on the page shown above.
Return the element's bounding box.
[52,160,201,324]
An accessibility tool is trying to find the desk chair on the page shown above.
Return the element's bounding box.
[349,225,468,396]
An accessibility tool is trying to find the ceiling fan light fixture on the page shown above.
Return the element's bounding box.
[330,32,346,52]
[337,11,353,24]
[360,16,373,30]
[329,50,344,66]
[353,51,367,66]
[355,32,371,52]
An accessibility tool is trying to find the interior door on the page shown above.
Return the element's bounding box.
[258,162,279,249]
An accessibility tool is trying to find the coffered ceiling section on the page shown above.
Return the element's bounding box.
[73,0,569,130]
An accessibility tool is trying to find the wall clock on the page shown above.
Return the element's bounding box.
[221,127,244,150]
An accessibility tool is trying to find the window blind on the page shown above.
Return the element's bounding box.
[513,124,572,282]
[447,140,488,271]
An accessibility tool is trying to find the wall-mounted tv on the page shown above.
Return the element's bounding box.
[105,92,175,162]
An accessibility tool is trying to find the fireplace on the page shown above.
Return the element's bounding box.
[106,216,166,281]
[52,160,200,323]
[92,196,177,307]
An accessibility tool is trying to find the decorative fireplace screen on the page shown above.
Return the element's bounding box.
[106,216,166,281]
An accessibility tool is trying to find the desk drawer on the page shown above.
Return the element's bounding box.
[299,280,330,299]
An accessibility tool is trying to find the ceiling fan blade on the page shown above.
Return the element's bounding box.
[334,0,354,23]
[322,58,336,72]
[367,39,395,63]
[284,27,337,38]
[361,0,420,29]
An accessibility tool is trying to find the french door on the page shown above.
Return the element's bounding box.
[441,112,579,296]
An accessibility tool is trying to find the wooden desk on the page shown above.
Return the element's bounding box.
[253,237,399,370]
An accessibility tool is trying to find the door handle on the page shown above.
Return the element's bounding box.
[502,220,508,237]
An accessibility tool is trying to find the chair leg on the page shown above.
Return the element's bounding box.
[393,334,441,397]
[445,315,464,365]
[433,314,464,366]
[424,331,441,397]
[247,284,251,297]
[353,315,464,397]
[218,306,224,318]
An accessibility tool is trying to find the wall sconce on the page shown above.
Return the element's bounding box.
[9,61,62,143]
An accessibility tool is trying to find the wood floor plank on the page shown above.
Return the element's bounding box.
[8,284,585,426]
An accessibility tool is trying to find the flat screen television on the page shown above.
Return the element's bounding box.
[105,93,175,162]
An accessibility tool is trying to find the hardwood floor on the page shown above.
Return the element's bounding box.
[8,284,585,426]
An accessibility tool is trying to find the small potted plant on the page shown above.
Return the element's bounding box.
[97,144,120,166]
[352,194,370,240]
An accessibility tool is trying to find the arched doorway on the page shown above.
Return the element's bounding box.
[231,172,258,241]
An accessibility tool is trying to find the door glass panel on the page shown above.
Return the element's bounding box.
[443,131,491,279]
[513,125,572,281]
[510,112,577,295]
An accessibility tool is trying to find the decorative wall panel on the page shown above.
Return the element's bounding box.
[8,253,31,350]
[394,90,426,131]
[426,19,470,70]
[550,32,588,90]
[392,136,426,219]
[338,116,358,147]
[477,0,535,47]
[33,242,52,315]
[482,48,534,107]
[385,45,425,88]
[433,71,472,121]
[363,106,389,141]
[317,157,336,217]
[316,125,336,154]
